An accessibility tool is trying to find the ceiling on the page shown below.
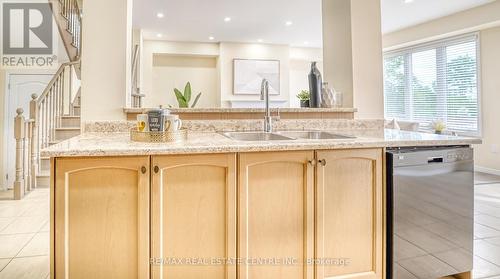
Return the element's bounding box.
[133,0,323,47]
[381,0,496,33]
[133,0,496,47]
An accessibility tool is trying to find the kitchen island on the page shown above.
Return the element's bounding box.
[42,122,480,279]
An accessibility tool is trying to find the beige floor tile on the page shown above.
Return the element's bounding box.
[0,234,34,259]
[0,216,47,235]
[475,239,500,266]
[0,218,14,232]
[0,204,32,218]
[18,232,49,257]
[39,221,49,233]
[0,256,49,279]
[485,237,500,247]
[476,215,500,231]
[475,223,500,239]
[20,203,49,218]
[0,259,10,272]
[473,256,500,279]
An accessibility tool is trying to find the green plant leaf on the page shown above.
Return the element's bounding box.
[191,92,202,108]
[174,88,188,108]
[184,82,192,103]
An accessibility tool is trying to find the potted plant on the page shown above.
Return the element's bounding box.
[297,90,310,108]
[173,82,202,108]
[431,119,446,134]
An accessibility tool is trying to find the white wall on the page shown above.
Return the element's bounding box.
[81,0,132,121]
[382,1,500,171]
[141,40,322,108]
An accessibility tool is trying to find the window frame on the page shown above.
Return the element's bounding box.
[383,33,482,137]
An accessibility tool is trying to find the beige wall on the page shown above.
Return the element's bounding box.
[322,0,353,107]
[383,1,500,171]
[322,0,384,118]
[351,0,384,119]
[81,0,132,121]
[476,27,500,171]
[151,55,219,108]
[383,1,500,50]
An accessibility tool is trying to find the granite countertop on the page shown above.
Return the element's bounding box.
[123,107,358,113]
[41,129,481,158]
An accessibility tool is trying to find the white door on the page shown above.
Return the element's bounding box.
[3,74,52,190]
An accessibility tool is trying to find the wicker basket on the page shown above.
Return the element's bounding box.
[130,128,188,143]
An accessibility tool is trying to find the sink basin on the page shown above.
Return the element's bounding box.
[221,132,295,141]
[277,131,356,140]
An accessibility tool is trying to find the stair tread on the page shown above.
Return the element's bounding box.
[37,171,50,177]
[61,115,81,119]
[55,127,81,131]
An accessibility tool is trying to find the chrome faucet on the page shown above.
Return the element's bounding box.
[260,79,272,132]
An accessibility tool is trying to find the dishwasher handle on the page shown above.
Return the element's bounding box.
[427,157,444,164]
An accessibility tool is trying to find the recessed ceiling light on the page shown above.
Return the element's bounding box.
[209,36,215,40]
[156,33,163,38]
[404,0,414,3]
[156,12,164,18]
[257,39,263,43]
[224,17,231,22]
[285,21,293,26]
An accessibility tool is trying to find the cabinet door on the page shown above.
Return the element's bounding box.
[316,149,384,279]
[239,151,315,279]
[151,154,237,279]
[54,156,150,279]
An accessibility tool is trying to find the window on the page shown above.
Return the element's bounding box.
[383,34,480,136]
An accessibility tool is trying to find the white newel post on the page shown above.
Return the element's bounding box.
[14,108,26,200]
[30,94,39,189]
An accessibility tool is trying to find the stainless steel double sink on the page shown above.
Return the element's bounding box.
[220,131,356,142]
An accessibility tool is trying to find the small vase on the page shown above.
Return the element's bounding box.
[300,100,310,108]
[308,62,323,108]
[435,130,442,135]
[321,82,334,108]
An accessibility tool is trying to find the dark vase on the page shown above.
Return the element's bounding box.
[300,100,310,108]
[308,62,323,108]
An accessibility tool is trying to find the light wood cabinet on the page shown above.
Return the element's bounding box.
[151,154,237,279]
[315,149,384,279]
[53,156,150,279]
[52,149,385,279]
[238,151,315,279]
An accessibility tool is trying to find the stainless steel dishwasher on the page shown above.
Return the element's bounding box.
[387,146,474,279]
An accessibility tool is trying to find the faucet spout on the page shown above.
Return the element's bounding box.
[260,79,272,133]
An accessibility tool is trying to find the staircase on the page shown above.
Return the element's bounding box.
[13,0,82,199]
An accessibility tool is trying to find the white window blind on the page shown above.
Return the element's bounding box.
[383,34,480,135]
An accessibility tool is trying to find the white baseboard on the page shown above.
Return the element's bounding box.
[476,166,500,176]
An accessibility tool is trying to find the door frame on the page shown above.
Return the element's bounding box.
[2,70,55,190]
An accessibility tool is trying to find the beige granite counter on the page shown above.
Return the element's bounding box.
[123,107,358,114]
[41,129,481,158]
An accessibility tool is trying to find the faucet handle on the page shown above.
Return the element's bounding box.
[274,108,281,121]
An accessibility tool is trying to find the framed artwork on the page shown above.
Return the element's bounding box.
[233,59,280,95]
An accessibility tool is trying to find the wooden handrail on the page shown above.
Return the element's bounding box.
[36,60,80,106]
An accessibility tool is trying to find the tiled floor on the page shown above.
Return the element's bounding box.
[0,174,499,278]
[0,189,49,279]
